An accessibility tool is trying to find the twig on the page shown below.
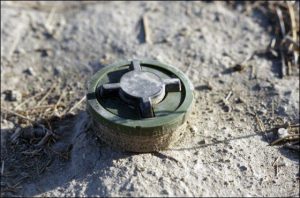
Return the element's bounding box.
[255,114,266,132]
[52,87,67,116]
[142,14,152,44]
[272,156,281,176]
[287,1,299,64]
[21,149,42,156]
[276,6,288,77]
[1,107,34,122]
[271,99,275,119]
[279,49,287,77]
[45,5,57,33]
[10,127,22,143]
[38,158,53,175]
[25,104,65,111]
[35,127,58,148]
[15,91,45,110]
[1,161,4,175]
[276,7,286,37]
[36,83,57,106]
[250,65,256,79]
[272,156,280,166]
[283,35,300,49]
[289,123,300,128]
[255,113,269,142]
[225,91,232,101]
[270,134,300,146]
[12,175,29,188]
[274,164,278,176]
[67,95,86,114]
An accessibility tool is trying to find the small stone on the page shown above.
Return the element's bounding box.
[257,109,267,115]
[4,90,22,102]
[277,128,288,139]
[198,139,206,145]
[239,165,247,171]
[53,66,63,76]
[222,104,231,112]
[23,67,36,76]
[234,97,244,103]
[161,190,168,195]
[190,126,197,133]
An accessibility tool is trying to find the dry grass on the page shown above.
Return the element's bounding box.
[228,1,299,78]
[0,77,85,196]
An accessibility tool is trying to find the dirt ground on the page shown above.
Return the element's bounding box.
[1,1,299,197]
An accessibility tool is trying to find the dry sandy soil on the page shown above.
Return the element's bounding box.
[1,1,299,197]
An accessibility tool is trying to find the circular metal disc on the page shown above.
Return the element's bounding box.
[120,71,164,100]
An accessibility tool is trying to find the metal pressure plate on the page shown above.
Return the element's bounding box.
[87,59,194,152]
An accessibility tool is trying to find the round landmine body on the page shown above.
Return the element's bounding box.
[87,59,194,152]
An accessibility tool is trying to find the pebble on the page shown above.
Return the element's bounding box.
[239,165,248,171]
[198,139,206,145]
[277,128,288,139]
[190,126,198,133]
[4,90,22,102]
[23,67,36,76]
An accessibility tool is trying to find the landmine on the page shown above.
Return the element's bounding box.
[87,59,194,152]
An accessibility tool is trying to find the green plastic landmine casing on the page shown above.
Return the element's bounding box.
[86,59,194,152]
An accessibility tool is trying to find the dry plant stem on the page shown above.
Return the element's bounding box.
[67,95,86,114]
[271,99,275,119]
[272,156,280,166]
[15,91,45,110]
[36,83,57,106]
[274,165,278,176]
[21,149,42,156]
[255,114,269,142]
[283,36,300,49]
[225,91,232,101]
[35,127,58,147]
[19,104,65,112]
[142,14,152,44]
[276,6,288,77]
[10,127,22,143]
[52,87,67,116]
[1,161,4,175]
[2,107,35,122]
[276,6,286,36]
[270,134,300,146]
[13,176,29,188]
[287,1,299,64]
[38,158,53,175]
[280,49,287,77]
[289,124,300,128]
[45,5,57,33]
